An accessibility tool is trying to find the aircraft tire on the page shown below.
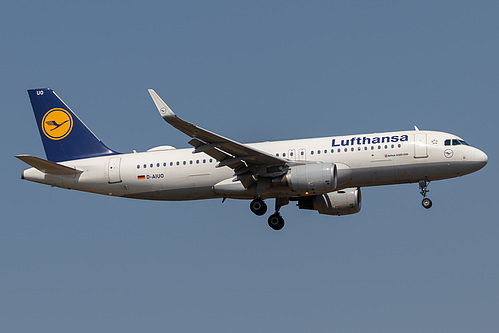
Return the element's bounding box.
[268,213,285,230]
[422,198,433,209]
[250,198,267,216]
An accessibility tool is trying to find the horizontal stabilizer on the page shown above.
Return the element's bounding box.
[15,155,82,175]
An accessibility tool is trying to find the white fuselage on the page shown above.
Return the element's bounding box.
[21,130,488,201]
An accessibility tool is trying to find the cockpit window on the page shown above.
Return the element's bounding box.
[446,139,469,146]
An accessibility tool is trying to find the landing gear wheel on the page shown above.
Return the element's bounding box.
[268,213,285,230]
[422,198,433,209]
[418,180,432,210]
[250,198,267,216]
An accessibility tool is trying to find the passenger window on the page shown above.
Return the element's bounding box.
[143,164,147,168]
[170,162,173,166]
[190,160,193,165]
[137,165,140,169]
[338,149,341,153]
[196,160,199,164]
[290,152,294,156]
[176,161,179,166]
[209,159,213,163]
[150,164,153,168]
[344,148,348,152]
[391,144,394,148]
[311,151,314,155]
[351,147,354,151]
[157,163,160,167]
[317,150,320,155]
[301,151,304,156]
[331,149,334,153]
[203,159,206,163]
[358,147,361,151]
[283,153,286,157]
[324,150,327,154]
[276,153,279,157]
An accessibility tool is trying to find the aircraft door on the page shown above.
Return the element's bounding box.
[108,157,122,183]
[414,133,428,158]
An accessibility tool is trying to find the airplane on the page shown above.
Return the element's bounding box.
[16,88,488,230]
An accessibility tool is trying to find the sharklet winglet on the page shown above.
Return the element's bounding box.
[148,89,176,119]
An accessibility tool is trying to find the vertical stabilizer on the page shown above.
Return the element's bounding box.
[27,88,118,162]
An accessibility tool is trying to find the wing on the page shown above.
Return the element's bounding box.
[148,89,291,188]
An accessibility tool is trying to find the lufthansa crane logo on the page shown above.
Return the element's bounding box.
[41,108,73,140]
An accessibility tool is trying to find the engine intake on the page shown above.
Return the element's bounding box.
[298,187,361,216]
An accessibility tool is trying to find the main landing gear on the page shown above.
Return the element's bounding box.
[250,197,289,230]
[250,198,267,216]
[419,180,433,209]
[268,213,285,231]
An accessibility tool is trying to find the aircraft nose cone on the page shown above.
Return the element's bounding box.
[474,149,488,170]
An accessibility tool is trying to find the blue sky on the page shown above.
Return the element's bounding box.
[2,1,498,332]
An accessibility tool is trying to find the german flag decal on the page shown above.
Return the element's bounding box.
[137,175,145,180]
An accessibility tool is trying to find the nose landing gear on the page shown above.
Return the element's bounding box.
[419,180,433,209]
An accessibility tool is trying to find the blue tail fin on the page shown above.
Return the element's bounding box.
[27,88,118,162]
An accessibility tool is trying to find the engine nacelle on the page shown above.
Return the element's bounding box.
[280,163,337,194]
[298,187,361,216]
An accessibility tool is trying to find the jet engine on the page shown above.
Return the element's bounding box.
[277,163,337,194]
[297,187,361,216]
